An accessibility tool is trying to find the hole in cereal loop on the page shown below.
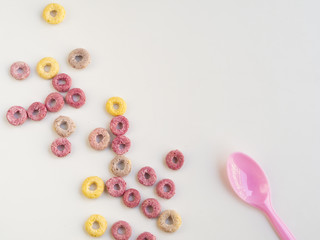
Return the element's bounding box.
[50,10,57,17]
[92,221,100,230]
[44,64,51,72]
[128,193,135,202]
[117,160,125,170]
[60,121,68,130]
[117,122,123,130]
[117,226,125,235]
[163,184,171,192]
[57,145,65,151]
[113,103,119,110]
[114,184,120,190]
[96,134,103,143]
[75,55,83,62]
[14,111,21,119]
[89,183,97,191]
[146,205,153,213]
[144,172,150,179]
[72,94,80,102]
[166,216,173,225]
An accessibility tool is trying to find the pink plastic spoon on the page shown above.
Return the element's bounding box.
[226,152,295,240]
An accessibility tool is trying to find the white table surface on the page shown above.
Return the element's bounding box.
[0,0,319,239]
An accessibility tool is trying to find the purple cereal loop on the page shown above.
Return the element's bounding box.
[110,116,129,136]
[111,220,132,240]
[10,61,30,80]
[51,138,71,157]
[45,92,64,112]
[165,149,184,170]
[52,73,72,92]
[156,179,176,199]
[111,136,131,155]
[27,102,47,121]
[6,106,27,126]
[88,128,110,150]
[137,167,157,186]
[106,177,126,197]
[122,188,141,208]
[141,198,161,219]
[137,232,156,240]
[65,88,86,108]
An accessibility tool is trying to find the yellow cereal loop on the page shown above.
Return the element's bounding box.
[82,176,105,199]
[37,57,59,79]
[106,97,127,116]
[42,3,66,24]
[85,214,107,237]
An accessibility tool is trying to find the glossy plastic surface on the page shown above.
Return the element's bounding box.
[227,152,296,240]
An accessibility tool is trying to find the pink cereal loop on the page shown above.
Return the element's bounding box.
[52,73,72,92]
[45,92,64,112]
[137,166,157,186]
[156,179,176,199]
[110,116,129,136]
[27,102,47,121]
[65,88,86,108]
[165,149,184,170]
[51,138,71,157]
[10,61,30,80]
[106,177,126,197]
[111,135,131,155]
[141,198,161,219]
[111,220,132,240]
[122,188,141,208]
[6,106,28,126]
[137,232,156,240]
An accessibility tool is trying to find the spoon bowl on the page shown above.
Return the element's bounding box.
[227,152,295,240]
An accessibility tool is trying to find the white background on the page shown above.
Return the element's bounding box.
[0,0,319,239]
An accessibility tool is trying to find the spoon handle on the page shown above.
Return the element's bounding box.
[262,204,296,240]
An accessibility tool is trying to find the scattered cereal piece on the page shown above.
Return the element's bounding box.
[6,106,27,126]
[137,166,157,186]
[156,179,175,199]
[85,214,107,237]
[52,73,72,92]
[42,3,66,24]
[157,210,182,233]
[68,48,91,69]
[122,188,141,208]
[53,116,76,137]
[37,57,59,79]
[141,198,161,219]
[106,97,127,116]
[10,61,30,80]
[82,176,105,199]
[165,149,184,170]
[65,88,86,108]
[111,136,131,155]
[137,232,156,240]
[111,220,132,240]
[106,177,126,197]
[88,128,110,150]
[45,92,64,112]
[51,137,71,157]
[110,155,131,177]
[27,102,47,121]
[110,115,129,136]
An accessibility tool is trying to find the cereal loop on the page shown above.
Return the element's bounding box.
[85,214,107,237]
[53,116,76,137]
[68,48,91,69]
[42,3,66,24]
[27,102,47,121]
[141,198,161,219]
[82,176,105,199]
[106,97,127,116]
[6,106,27,126]
[37,57,59,79]
[156,179,176,199]
[165,149,184,170]
[137,166,157,186]
[111,136,131,155]
[106,177,126,197]
[10,62,30,80]
[137,232,156,240]
[51,138,71,157]
[111,220,132,240]
[122,188,141,208]
[45,92,64,112]
[110,116,129,136]
[157,210,182,233]
[52,73,72,92]
[88,128,110,150]
[110,155,131,177]
[65,88,86,108]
